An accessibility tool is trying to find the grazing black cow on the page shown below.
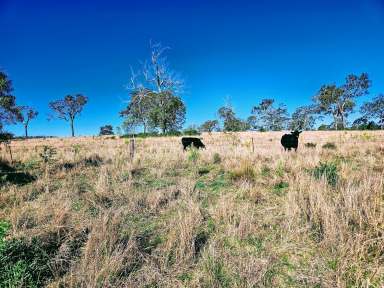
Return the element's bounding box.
[181,137,206,150]
[281,130,302,151]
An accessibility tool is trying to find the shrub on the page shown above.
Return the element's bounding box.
[312,162,339,186]
[230,161,256,182]
[188,148,200,163]
[305,142,317,148]
[273,181,289,196]
[322,142,337,150]
[183,127,200,136]
[212,153,221,164]
[39,146,57,164]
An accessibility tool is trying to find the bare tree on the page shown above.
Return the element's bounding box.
[143,42,183,93]
[49,94,88,137]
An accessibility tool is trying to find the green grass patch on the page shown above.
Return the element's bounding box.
[311,162,339,187]
[273,181,289,196]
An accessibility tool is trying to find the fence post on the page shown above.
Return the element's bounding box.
[129,137,135,161]
[251,137,254,153]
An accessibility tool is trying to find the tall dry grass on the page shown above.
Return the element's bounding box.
[0,131,383,287]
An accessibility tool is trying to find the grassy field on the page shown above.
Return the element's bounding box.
[0,131,383,287]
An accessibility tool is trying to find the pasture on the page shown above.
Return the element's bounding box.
[0,131,383,287]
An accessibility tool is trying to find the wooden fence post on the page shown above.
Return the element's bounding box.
[251,137,254,153]
[129,138,135,161]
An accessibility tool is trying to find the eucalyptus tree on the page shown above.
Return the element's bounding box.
[0,71,22,132]
[218,105,248,132]
[360,94,384,129]
[121,42,185,133]
[200,120,219,132]
[49,94,88,137]
[20,106,38,138]
[251,99,289,131]
[313,73,370,130]
[289,105,318,130]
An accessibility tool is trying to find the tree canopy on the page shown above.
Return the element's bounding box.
[251,99,289,131]
[0,71,22,131]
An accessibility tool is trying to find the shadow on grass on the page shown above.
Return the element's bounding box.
[0,160,36,186]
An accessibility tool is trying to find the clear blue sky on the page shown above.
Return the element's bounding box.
[1,0,384,136]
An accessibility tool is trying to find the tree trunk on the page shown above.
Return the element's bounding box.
[340,113,345,130]
[333,115,338,130]
[70,119,75,137]
[24,125,28,138]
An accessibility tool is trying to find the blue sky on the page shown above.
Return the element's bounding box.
[1,0,384,136]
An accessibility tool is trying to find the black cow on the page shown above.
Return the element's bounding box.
[281,130,302,151]
[181,137,206,151]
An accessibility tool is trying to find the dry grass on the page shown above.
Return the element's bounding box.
[0,131,383,287]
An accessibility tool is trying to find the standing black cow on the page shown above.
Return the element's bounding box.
[181,137,206,151]
[281,130,302,151]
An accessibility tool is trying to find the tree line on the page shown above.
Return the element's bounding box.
[1,43,384,138]
[201,72,383,133]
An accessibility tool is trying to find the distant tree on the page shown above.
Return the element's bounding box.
[99,125,114,136]
[351,117,380,130]
[148,91,186,133]
[49,94,88,137]
[0,71,22,131]
[318,124,331,131]
[218,105,247,132]
[121,42,185,133]
[183,125,200,135]
[20,107,38,138]
[246,115,259,130]
[289,105,318,131]
[313,73,370,130]
[199,120,219,133]
[251,99,289,131]
[360,94,384,129]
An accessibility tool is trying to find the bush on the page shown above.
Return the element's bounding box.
[183,127,200,136]
[312,162,339,186]
[305,142,317,148]
[212,153,221,164]
[322,142,337,150]
[229,161,256,182]
[187,148,200,163]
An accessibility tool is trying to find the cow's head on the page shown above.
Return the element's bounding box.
[291,130,302,137]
